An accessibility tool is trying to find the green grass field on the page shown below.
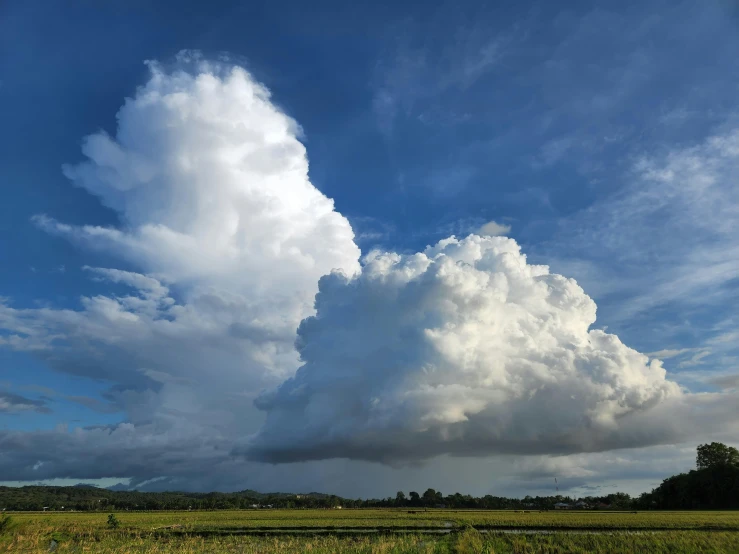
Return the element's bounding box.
[2,509,739,553]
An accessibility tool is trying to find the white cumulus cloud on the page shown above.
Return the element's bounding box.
[477,220,511,236]
[37,55,360,307]
[248,234,685,463]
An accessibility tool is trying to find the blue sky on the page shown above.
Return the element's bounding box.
[1,0,738,496]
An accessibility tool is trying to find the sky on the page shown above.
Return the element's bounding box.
[1,0,738,499]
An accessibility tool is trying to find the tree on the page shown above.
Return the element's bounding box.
[697,442,739,469]
[605,492,632,509]
[422,488,442,506]
[408,491,420,505]
[395,491,406,506]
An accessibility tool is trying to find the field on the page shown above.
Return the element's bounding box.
[2,509,739,553]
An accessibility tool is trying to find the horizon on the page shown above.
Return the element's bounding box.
[1,0,738,500]
[0,441,723,500]
[0,479,663,503]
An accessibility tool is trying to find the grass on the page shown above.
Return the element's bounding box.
[2,509,738,553]
[0,515,11,534]
[8,509,739,530]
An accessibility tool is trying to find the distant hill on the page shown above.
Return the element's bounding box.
[106,483,130,492]
[233,489,329,499]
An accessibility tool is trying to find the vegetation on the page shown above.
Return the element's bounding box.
[0,484,639,512]
[1,511,739,553]
[0,514,11,534]
[697,442,739,470]
[7,530,739,554]
[635,464,739,510]
[106,513,120,529]
[635,442,739,510]
[5,509,739,531]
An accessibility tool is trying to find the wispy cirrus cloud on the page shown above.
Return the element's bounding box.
[372,11,519,135]
[552,127,739,317]
[537,124,739,396]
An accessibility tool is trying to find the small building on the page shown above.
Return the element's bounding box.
[554,502,571,510]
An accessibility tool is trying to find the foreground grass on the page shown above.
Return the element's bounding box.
[2,510,739,553]
[3,529,739,553]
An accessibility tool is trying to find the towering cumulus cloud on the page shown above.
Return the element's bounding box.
[0,54,360,484]
[249,235,683,463]
[25,54,361,390]
[40,55,360,325]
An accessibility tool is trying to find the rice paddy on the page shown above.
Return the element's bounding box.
[2,509,738,552]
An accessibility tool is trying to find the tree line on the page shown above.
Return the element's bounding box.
[0,486,630,512]
[633,442,739,509]
[2,443,736,512]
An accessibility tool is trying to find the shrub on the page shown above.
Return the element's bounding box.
[106,513,120,529]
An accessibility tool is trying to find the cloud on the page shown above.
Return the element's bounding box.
[37,57,360,300]
[547,127,739,330]
[477,220,511,237]
[3,51,737,493]
[647,348,694,359]
[372,14,514,134]
[709,374,739,391]
[66,396,120,414]
[0,53,359,482]
[347,216,397,246]
[677,349,712,368]
[247,234,709,464]
[0,391,51,414]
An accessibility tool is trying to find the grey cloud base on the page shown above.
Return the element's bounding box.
[0,391,51,414]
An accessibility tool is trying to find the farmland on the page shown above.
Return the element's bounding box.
[2,509,739,553]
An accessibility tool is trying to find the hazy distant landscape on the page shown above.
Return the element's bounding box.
[2,444,738,552]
